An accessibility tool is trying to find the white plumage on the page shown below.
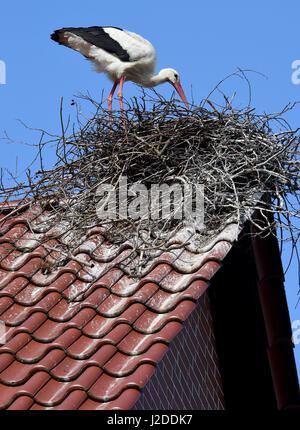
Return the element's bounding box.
[51,26,188,114]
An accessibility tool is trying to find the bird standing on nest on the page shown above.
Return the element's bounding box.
[51,26,189,118]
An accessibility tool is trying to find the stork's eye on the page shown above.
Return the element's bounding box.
[174,73,178,80]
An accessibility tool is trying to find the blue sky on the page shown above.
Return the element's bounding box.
[1,1,300,379]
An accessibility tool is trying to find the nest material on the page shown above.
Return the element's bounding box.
[1,90,300,275]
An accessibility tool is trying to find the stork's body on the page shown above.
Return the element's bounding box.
[51,26,188,115]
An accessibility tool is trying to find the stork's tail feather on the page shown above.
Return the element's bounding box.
[51,30,61,44]
[51,29,69,45]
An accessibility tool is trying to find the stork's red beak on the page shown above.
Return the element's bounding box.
[173,81,189,108]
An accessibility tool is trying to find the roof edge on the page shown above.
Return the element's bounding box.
[251,216,300,409]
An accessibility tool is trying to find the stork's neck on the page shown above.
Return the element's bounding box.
[143,70,167,88]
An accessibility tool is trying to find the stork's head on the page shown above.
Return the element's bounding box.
[159,68,189,108]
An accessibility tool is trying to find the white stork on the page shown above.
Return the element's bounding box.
[51,26,189,115]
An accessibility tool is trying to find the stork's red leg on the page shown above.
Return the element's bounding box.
[117,76,125,118]
[107,81,117,123]
[107,81,117,111]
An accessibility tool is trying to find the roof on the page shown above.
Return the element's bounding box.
[0,202,238,410]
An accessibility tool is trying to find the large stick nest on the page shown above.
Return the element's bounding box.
[1,88,300,276]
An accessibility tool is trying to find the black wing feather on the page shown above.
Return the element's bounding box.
[51,26,130,62]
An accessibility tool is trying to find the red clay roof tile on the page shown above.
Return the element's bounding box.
[133,300,196,333]
[104,343,169,376]
[0,353,15,373]
[0,349,65,385]
[7,395,34,410]
[0,371,51,409]
[35,366,103,406]
[78,388,140,410]
[51,344,116,380]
